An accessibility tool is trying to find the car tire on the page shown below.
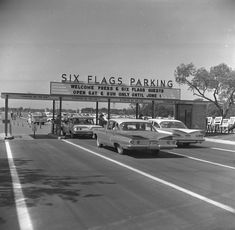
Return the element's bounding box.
[116,145,125,155]
[97,138,103,147]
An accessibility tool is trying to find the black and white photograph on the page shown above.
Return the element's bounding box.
[1,0,235,229]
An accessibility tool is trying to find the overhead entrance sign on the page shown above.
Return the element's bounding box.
[50,82,181,101]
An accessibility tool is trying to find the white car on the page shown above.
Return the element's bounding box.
[93,118,177,154]
[61,116,103,138]
[149,118,205,146]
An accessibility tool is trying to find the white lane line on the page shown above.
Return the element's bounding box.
[168,151,235,170]
[5,141,34,230]
[205,138,235,145]
[211,147,235,153]
[63,140,235,214]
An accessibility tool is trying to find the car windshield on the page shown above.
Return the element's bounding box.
[159,121,187,128]
[73,118,94,125]
[120,122,154,131]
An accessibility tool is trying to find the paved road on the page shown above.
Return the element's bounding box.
[1,134,235,230]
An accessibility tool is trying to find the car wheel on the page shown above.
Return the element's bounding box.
[116,144,125,155]
[97,138,103,147]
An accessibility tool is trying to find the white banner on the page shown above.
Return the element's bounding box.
[50,82,181,100]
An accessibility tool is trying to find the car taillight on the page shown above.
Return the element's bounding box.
[129,140,141,145]
[130,140,134,144]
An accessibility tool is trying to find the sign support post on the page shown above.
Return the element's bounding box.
[136,103,139,119]
[108,99,111,120]
[52,100,55,134]
[96,101,99,125]
[152,100,155,118]
[4,95,8,137]
[58,97,62,136]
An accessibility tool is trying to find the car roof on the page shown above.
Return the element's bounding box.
[109,118,149,124]
[149,118,183,123]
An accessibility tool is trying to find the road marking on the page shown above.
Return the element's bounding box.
[168,151,235,170]
[211,147,235,153]
[205,138,235,145]
[63,140,235,214]
[5,141,34,230]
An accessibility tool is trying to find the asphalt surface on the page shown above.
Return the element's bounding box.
[1,117,235,230]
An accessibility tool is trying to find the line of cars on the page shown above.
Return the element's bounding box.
[61,115,205,155]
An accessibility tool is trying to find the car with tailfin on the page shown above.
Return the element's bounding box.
[93,118,177,154]
[149,118,205,147]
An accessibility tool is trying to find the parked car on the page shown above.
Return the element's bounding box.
[61,116,102,138]
[93,118,177,154]
[149,118,205,146]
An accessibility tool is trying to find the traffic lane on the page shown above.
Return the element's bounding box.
[0,141,20,230]
[167,142,235,169]
[69,139,235,213]
[63,140,234,226]
[6,139,235,230]
[203,139,235,150]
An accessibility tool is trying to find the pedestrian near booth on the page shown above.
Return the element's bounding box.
[27,112,33,127]
[98,114,107,127]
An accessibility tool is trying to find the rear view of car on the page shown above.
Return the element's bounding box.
[95,118,177,154]
[62,116,102,138]
[149,118,205,146]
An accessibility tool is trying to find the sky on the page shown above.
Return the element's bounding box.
[0,0,235,110]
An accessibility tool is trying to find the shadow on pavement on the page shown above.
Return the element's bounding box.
[7,159,116,207]
[127,150,186,159]
[29,134,58,139]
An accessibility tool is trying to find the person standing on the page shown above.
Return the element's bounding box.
[99,114,107,127]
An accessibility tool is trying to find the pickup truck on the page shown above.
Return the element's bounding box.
[93,118,177,154]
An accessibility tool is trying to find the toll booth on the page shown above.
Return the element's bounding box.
[175,102,207,130]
